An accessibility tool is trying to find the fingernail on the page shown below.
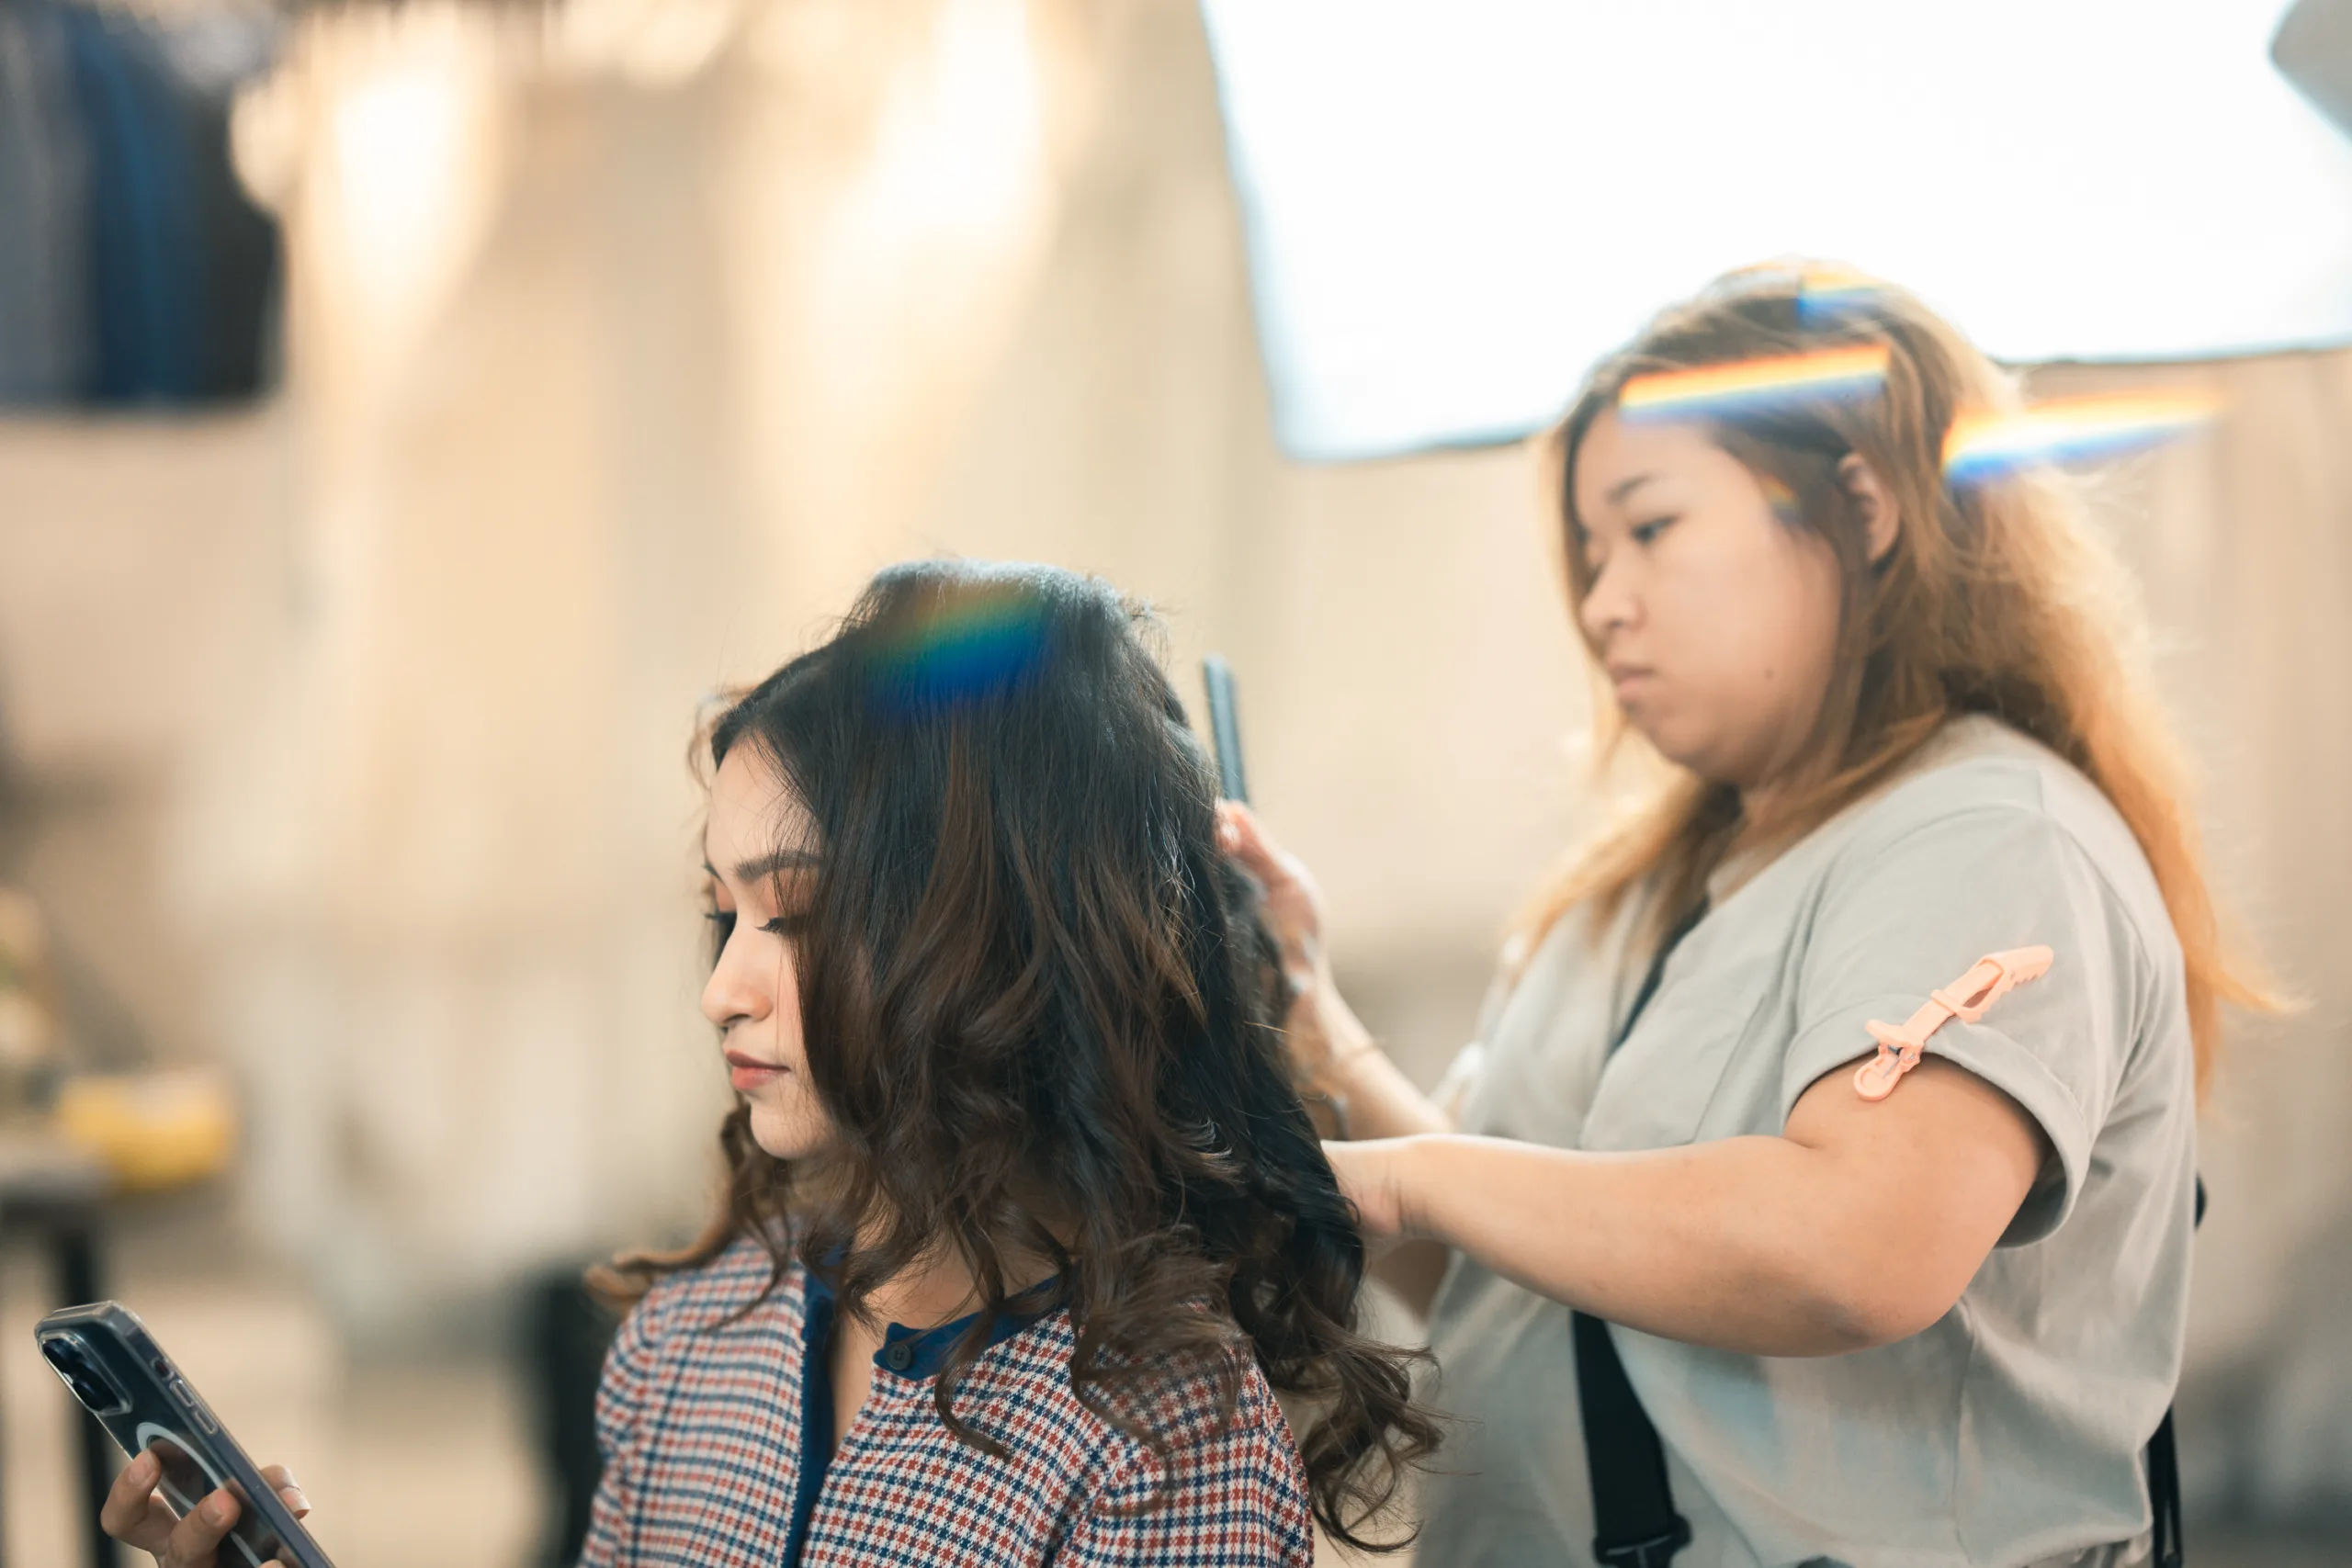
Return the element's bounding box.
[203,1491,234,1525]
[130,1450,158,1483]
[280,1483,311,1515]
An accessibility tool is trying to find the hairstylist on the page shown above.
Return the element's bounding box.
[1220,266,2267,1568]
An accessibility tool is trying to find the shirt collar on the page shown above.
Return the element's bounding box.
[802,1268,1061,1380]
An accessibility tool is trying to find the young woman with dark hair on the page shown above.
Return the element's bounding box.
[582,558,1435,1565]
[99,558,1434,1568]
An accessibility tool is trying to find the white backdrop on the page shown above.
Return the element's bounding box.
[1202,0,2352,458]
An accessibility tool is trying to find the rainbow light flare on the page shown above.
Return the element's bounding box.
[1618,344,1890,423]
[1942,390,2219,485]
[868,586,1052,713]
[1783,261,1884,326]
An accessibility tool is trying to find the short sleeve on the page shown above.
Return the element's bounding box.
[578,1294,664,1567]
[1781,804,2144,1244]
[1058,1402,1314,1567]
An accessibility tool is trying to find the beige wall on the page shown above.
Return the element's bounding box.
[2029,352,2352,1517]
[1,0,2346,1520]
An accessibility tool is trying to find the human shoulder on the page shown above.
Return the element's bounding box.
[1831,717,2165,923]
[622,1229,797,1348]
[1125,1343,1296,1468]
[979,1310,1295,1464]
[966,1311,1304,1519]
[1847,716,2069,830]
[1035,1328,1311,1564]
[1789,716,2182,1068]
[594,1231,795,1470]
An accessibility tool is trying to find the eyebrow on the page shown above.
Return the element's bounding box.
[703,850,821,886]
[1605,472,1662,506]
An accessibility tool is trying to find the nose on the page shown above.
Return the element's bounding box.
[1579,554,1639,646]
[700,941,770,1032]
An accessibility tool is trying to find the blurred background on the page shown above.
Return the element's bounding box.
[1,0,2348,1563]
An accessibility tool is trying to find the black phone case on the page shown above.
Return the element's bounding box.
[34,1301,336,1568]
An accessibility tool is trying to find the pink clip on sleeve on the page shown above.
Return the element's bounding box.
[1852,945,2054,1101]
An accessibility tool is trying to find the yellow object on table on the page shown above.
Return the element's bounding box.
[53,1067,238,1193]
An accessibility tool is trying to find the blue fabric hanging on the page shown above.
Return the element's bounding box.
[0,0,283,409]
[0,0,94,400]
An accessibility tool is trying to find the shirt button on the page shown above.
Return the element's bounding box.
[882,1342,914,1372]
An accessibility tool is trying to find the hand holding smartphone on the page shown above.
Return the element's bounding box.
[37,1302,334,1568]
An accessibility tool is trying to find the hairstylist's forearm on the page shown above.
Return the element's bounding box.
[1385,1059,2047,1357]
[1317,1000,1457,1320]
[1395,1134,1872,1354]
[1301,993,1453,1315]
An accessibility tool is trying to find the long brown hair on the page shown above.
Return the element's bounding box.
[602,560,1436,1549]
[1524,263,2272,1095]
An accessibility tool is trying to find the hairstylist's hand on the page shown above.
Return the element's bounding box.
[1216,802,1377,1096]
[1323,1138,1416,1244]
[101,1448,311,1568]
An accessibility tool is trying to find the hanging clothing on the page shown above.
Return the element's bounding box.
[0,0,93,400]
[0,0,281,408]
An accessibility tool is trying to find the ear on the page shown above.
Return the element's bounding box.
[1837,453,1902,565]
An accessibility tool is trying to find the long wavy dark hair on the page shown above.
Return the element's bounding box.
[601,559,1437,1548]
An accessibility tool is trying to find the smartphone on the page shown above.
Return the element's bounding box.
[34,1301,336,1568]
[1202,655,1249,805]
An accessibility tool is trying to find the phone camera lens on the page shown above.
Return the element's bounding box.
[39,1334,130,1417]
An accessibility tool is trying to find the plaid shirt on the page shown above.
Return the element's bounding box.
[580,1235,1316,1567]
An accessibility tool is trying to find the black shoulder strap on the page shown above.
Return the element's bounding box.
[1573,899,1703,1568]
[2147,1409,2184,1568]
[2146,1176,2207,1568]
[1574,1310,1693,1568]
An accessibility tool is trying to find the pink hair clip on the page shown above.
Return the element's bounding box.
[1852,946,2055,1102]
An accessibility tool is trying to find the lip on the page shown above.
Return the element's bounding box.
[1605,662,1657,696]
[724,1050,787,1092]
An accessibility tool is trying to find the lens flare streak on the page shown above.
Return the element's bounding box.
[1792,265,1883,324]
[1618,345,1890,422]
[1942,390,2218,483]
[870,588,1051,710]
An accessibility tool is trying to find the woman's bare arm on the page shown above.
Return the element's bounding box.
[1315,1038,1462,1314]
[1327,1055,2051,1356]
[1216,803,1469,1317]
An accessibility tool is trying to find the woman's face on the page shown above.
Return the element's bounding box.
[1572,410,1849,795]
[701,745,835,1161]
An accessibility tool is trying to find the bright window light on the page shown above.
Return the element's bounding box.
[1201,0,2352,460]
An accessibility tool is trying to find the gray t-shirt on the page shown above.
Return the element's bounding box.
[1418,716,2197,1568]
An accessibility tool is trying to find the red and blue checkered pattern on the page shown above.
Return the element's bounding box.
[580,1235,1315,1566]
